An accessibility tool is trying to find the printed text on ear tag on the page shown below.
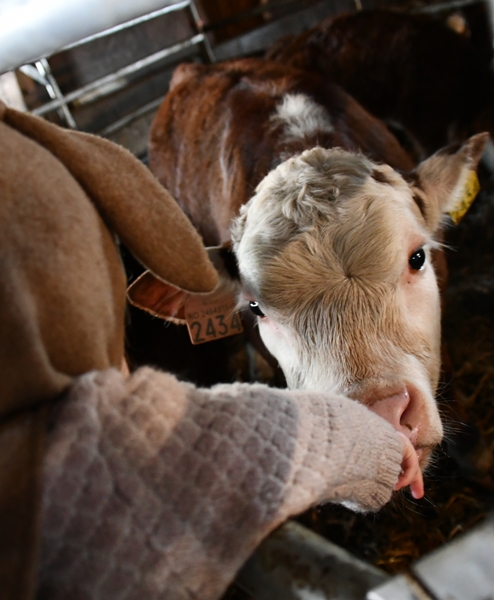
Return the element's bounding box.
[448,170,480,225]
[184,289,243,345]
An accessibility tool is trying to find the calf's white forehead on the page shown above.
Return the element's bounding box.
[231,146,439,388]
[231,146,424,299]
[232,147,443,454]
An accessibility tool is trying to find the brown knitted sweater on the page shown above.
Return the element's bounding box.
[39,367,403,600]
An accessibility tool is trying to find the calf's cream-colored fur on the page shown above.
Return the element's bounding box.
[232,139,487,467]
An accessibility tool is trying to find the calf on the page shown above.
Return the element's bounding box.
[145,59,487,469]
[149,59,414,246]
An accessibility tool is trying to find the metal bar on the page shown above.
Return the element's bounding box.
[188,0,216,63]
[489,0,494,51]
[412,516,494,600]
[201,0,318,33]
[413,0,483,13]
[367,575,433,600]
[0,0,189,75]
[235,521,389,600]
[99,96,164,137]
[35,59,77,128]
[19,64,48,86]
[32,34,204,117]
[214,0,353,61]
[61,1,190,53]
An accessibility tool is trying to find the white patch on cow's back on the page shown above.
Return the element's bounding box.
[272,93,334,141]
[219,118,232,200]
[292,585,328,600]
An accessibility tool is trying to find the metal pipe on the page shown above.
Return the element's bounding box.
[31,34,204,117]
[0,0,186,74]
[200,0,315,33]
[99,96,165,137]
[213,0,349,62]
[487,0,494,41]
[19,64,48,86]
[236,520,389,600]
[61,1,190,53]
[35,59,77,128]
[413,0,483,13]
[188,0,216,63]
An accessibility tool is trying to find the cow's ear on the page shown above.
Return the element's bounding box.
[413,133,488,233]
[127,271,189,324]
[127,243,241,323]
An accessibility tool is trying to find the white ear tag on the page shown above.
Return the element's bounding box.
[448,170,480,225]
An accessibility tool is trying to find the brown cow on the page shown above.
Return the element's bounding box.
[149,59,414,247]
[142,58,487,475]
[265,9,494,158]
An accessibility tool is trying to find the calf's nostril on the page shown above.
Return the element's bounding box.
[368,387,417,438]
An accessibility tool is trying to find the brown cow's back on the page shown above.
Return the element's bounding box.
[149,59,414,246]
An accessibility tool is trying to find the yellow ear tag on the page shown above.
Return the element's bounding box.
[448,170,480,225]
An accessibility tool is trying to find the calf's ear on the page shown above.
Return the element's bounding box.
[127,271,189,324]
[127,244,241,323]
[414,132,489,233]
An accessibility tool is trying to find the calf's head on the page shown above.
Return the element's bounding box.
[232,136,487,464]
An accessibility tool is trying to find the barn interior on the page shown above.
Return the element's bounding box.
[1,0,494,599]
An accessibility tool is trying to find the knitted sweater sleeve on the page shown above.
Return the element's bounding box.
[38,367,402,600]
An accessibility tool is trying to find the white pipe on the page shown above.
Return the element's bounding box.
[0,0,182,74]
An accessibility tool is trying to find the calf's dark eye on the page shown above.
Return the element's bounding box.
[409,248,426,271]
[249,301,265,318]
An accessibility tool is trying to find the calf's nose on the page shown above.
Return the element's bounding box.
[369,388,419,446]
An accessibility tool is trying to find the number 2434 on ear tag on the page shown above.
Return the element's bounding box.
[184,290,243,345]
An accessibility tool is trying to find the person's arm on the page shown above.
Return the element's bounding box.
[39,367,404,600]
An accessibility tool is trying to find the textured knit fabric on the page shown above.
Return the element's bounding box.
[39,367,402,600]
[0,101,219,600]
